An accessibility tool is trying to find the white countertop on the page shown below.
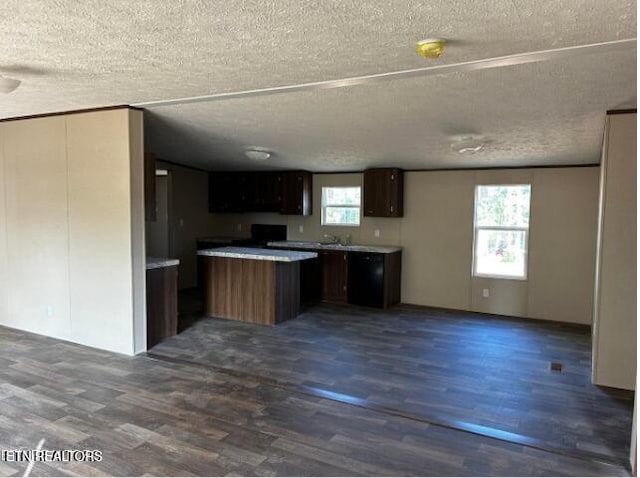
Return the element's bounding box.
[267,241,402,254]
[198,247,317,262]
[146,257,180,270]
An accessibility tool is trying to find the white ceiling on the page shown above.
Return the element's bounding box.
[1,0,636,171]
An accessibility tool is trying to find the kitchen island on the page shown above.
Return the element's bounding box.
[197,247,317,325]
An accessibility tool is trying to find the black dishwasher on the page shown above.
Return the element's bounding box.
[347,252,384,307]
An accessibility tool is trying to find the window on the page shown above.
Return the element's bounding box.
[321,187,361,226]
[473,184,531,280]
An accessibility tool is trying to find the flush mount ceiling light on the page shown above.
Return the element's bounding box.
[245,149,271,161]
[0,75,21,93]
[450,135,486,154]
[416,39,446,59]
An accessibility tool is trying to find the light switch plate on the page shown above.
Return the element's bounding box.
[237,223,242,232]
[374,229,380,238]
[299,225,304,233]
[482,288,490,298]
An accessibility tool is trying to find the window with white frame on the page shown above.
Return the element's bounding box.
[473,184,531,280]
[321,187,361,226]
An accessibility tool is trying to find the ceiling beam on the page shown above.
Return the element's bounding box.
[134,38,636,109]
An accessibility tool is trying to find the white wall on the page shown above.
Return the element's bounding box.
[592,112,636,390]
[202,167,601,325]
[0,108,146,355]
[3,117,71,340]
[0,126,5,339]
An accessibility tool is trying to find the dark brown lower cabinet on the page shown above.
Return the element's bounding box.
[320,250,348,303]
[267,246,401,308]
[146,265,178,348]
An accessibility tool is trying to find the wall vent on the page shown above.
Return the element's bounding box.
[550,362,563,372]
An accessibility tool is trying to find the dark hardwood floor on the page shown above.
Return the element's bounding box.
[0,325,632,476]
[147,291,635,468]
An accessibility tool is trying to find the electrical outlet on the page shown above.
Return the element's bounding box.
[46,305,54,317]
[374,229,380,238]
[482,288,489,298]
[237,223,242,232]
[298,225,304,233]
[179,218,184,227]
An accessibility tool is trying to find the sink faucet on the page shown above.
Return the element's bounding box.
[323,234,339,244]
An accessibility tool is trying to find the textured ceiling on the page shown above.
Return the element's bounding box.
[1,0,636,170]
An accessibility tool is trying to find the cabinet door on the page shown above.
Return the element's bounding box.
[363,169,386,216]
[387,169,403,217]
[261,172,282,212]
[320,250,347,303]
[363,168,403,217]
[281,171,312,215]
[209,173,230,212]
[228,173,248,212]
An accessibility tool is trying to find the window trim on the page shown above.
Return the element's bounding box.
[321,186,362,227]
[472,184,531,281]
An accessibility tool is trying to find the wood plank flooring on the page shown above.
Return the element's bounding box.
[149,293,635,467]
[0,324,631,476]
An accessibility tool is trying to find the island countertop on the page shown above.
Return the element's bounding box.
[198,247,317,262]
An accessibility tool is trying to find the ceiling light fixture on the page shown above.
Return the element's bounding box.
[0,75,21,93]
[450,135,486,154]
[245,149,271,161]
[416,39,446,59]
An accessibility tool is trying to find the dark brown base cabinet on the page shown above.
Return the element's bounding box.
[320,250,348,303]
[146,265,178,348]
[272,247,401,308]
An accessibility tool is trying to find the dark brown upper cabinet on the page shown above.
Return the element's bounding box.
[208,171,310,215]
[280,171,312,216]
[363,168,404,217]
[144,152,157,222]
[248,172,282,213]
[208,172,249,213]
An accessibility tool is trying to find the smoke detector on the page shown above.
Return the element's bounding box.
[416,39,446,59]
[0,76,21,94]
